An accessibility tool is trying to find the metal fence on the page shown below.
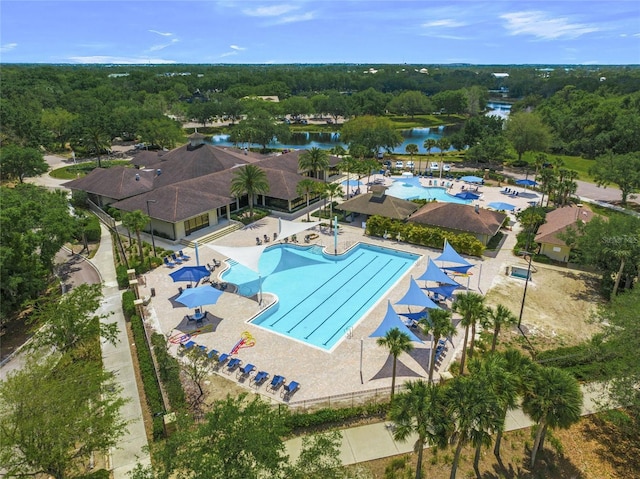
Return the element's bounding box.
[286,384,407,412]
[87,199,116,229]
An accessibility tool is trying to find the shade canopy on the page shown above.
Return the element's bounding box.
[278,218,321,241]
[454,191,481,200]
[488,201,516,211]
[395,277,441,310]
[516,179,537,186]
[169,265,210,283]
[369,301,422,343]
[206,244,267,273]
[435,240,472,267]
[459,175,483,184]
[417,258,458,285]
[424,284,460,299]
[175,285,224,309]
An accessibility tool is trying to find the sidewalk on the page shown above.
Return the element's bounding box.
[93,224,151,477]
[285,382,609,465]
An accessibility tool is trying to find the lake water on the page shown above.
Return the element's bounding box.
[208,103,511,152]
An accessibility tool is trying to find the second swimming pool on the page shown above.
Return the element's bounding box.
[222,243,419,351]
[385,179,471,204]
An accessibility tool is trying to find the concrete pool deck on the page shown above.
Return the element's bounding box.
[136,179,530,407]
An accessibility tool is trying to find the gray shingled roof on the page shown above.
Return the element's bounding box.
[63,167,155,200]
[409,203,507,236]
[338,191,419,220]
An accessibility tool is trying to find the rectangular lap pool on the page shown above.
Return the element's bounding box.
[221,243,419,351]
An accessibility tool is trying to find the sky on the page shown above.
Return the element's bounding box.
[1,1,639,65]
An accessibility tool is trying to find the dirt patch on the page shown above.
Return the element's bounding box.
[485,265,604,350]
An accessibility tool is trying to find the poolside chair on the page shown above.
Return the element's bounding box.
[207,349,219,360]
[178,250,191,260]
[164,257,176,268]
[252,371,269,387]
[182,340,196,350]
[216,353,229,368]
[282,381,300,398]
[207,262,215,272]
[263,234,270,243]
[226,357,242,372]
[256,237,263,245]
[237,363,255,378]
[213,259,221,267]
[269,375,285,391]
[171,253,183,264]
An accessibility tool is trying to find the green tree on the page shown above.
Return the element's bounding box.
[82,125,111,168]
[419,308,455,384]
[422,138,437,174]
[299,147,330,180]
[483,304,518,352]
[504,111,551,161]
[297,178,321,222]
[230,164,270,219]
[432,89,468,115]
[41,107,77,151]
[590,151,640,205]
[282,96,314,119]
[522,365,583,468]
[338,155,358,198]
[388,380,449,479]
[0,145,48,183]
[376,327,415,400]
[405,143,419,167]
[137,117,184,150]
[516,206,546,252]
[286,431,355,479]
[388,91,432,118]
[236,109,290,153]
[466,135,510,166]
[182,344,215,408]
[323,182,343,220]
[340,115,403,158]
[435,137,451,178]
[122,209,151,261]
[451,292,486,374]
[0,354,127,479]
[28,283,118,356]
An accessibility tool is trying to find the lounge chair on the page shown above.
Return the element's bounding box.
[273,232,278,241]
[253,371,269,387]
[171,253,183,264]
[269,375,285,391]
[282,381,300,397]
[226,357,241,372]
[164,257,175,268]
[182,340,196,350]
[178,250,190,260]
[238,363,255,377]
[207,263,215,272]
[256,237,263,245]
[213,259,221,267]
[216,353,229,368]
[263,234,270,243]
[207,349,219,360]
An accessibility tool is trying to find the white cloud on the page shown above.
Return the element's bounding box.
[220,51,238,58]
[149,30,173,37]
[149,38,179,52]
[242,4,298,17]
[1,43,18,53]
[220,45,246,57]
[68,56,176,64]
[501,11,600,40]
[230,45,246,51]
[422,19,466,28]
[273,11,315,25]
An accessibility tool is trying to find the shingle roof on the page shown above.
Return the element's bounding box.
[338,191,419,220]
[408,203,507,236]
[63,167,155,200]
[534,206,596,246]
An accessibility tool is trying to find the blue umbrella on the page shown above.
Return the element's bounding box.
[459,175,483,184]
[169,265,210,283]
[488,201,516,211]
[175,285,223,308]
[454,191,481,200]
[515,179,537,186]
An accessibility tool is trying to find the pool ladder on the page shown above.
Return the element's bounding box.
[345,326,353,339]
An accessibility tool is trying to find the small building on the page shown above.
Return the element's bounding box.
[338,186,419,222]
[534,206,596,262]
[408,203,507,246]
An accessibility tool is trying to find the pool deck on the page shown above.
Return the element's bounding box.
[137,176,534,407]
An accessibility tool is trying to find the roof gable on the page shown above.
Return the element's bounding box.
[409,203,506,236]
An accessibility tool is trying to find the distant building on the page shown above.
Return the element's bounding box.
[534,206,597,262]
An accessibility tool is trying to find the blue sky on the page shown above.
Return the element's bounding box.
[1,1,639,64]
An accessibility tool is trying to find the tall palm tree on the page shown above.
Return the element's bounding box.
[323,182,343,220]
[423,138,437,175]
[405,143,418,171]
[230,164,269,220]
[452,292,486,374]
[435,137,451,179]
[299,147,329,181]
[419,309,456,384]
[446,374,501,479]
[339,155,358,198]
[483,304,518,352]
[468,354,518,470]
[376,327,414,400]
[121,210,150,261]
[522,365,583,468]
[389,380,449,479]
[296,178,319,222]
[83,126,111,168]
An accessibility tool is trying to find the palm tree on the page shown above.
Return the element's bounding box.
[297,178,320,222]
[446,374,501,479]
[405,143,418,171]
[423,138,437,175]
[436,137,451,179]
[121,210,150,261]
[389,380,449,479]
[522,365,583,468]
[483,304,518,352]
[323,182,343,220]
[468,354,518,469]
[230,164,269,220]
[338,155,358,198]
[299,147,329,181]
[376,327,414,400]
[419,309,455,384]
[83,126,111,168]
[451,292,486,374]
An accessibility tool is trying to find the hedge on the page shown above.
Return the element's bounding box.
[365,215,485,256]
[121,289,136,319]
[285,402,388,432]
[130,314,165,440]
[151,333,186,411]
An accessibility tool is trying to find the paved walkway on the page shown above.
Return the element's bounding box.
[285,382,610,465]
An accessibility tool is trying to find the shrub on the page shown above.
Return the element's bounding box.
[151,333,186,411]
[83,215,101,242]
[116,264,130,289]
[70,190,88,208]
[286,402,388,431]
[121,290,136,320]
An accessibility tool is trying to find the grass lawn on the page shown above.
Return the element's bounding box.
[518,152,597,181]
[49,160,131,180]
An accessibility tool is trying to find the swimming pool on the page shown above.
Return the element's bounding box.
[221,243,419,351]
[385,179,471,204]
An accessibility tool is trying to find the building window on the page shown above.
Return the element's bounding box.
[184,213,210,236]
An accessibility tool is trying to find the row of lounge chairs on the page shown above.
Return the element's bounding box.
[502,188,519,197]
[256,233,278,245]
[163,250,191,268]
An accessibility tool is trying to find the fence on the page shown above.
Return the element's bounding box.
[287,384,407,412]
[87,198,116,229]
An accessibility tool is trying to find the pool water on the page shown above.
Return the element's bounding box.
[385,179,471,204]
[221,244,419,351]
